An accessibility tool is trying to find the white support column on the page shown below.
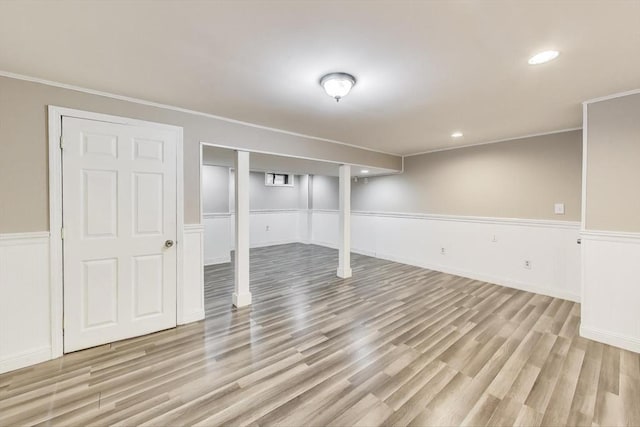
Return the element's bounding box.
[337,165,352,278]
[233,150,252,307]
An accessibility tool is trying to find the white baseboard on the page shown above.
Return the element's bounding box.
[313,238,580,301]
[0,345,52,374]
[204,239,302,267]
[381,252,581,302]
[205,255,231,266]
[233,292,252,307]
[312,240,338,250]
[580,325,640,354]
[179,308,205,325]
[336,267,353,279]
[352,247,377,258]
[250,238,300,249]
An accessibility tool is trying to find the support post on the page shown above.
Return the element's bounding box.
[233,150,252,307]
[337,165,352,278]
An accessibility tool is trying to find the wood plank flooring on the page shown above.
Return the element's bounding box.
[1,243,639,426]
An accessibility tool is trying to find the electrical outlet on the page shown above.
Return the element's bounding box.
[524,260,531,269]
[440,247,446,255]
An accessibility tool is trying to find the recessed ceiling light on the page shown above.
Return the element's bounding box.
[361,169,369,174]
[320,72,356,102]
[451,132,463,138]
[528,50,559,65]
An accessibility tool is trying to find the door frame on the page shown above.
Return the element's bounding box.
[48,106,184,357]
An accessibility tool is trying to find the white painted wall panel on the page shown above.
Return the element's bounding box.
[203,214,232,265]
[248,211,300,248]
[236,211,296,248]
[0,233,51,374]
[581,234,640,353]
[311,210,339,249]
[315,210,581,302]
[204,210,304,266]
[181,225,205,324]
[298,210,311,244]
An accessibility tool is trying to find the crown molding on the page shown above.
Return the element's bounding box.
[0,70,402,157]
[403,127,582,157]
[583,88,640,105]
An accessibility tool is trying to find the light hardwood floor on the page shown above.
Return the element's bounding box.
[1,243,639,426]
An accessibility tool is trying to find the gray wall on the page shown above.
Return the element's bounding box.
[311,175,339,210]
[207,130,583,221]
[586,93,640,231]
[202,165,230,213]
[352,130,583,220]
[298,174,310,209]
[0,75,402,233]
[228,171,306,211]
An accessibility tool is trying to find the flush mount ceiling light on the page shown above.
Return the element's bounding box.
[451,131,463,138]
[320,72,356,102]
[528,50,560,65]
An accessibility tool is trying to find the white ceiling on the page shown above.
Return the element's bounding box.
[1,1,639,155]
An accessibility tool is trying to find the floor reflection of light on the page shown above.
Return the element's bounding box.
[346,327,381,366]
[289,291,311,326]
[201,244,347,370]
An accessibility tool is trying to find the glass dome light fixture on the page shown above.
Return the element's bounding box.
[320,72,356,102]
[528,50,559,65]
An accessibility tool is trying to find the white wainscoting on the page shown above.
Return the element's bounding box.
[203,213,233,265]
[181,224,205,324]
[580,231,640,353]
[312,210,581,302]
[299,209,312,244]
[204,209,582,302]
[246,209,302,249]
[203,210,305,266]
[0,225,205,374]
[311,210,339,250]
[0,232,52,374]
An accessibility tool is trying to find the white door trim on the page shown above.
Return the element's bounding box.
[48,106,184,357]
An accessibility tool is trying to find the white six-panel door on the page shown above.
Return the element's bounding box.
[62,116,178,352]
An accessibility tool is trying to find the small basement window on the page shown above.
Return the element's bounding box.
[265,172,294,187]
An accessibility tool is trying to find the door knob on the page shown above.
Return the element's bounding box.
[165,240,174,248]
